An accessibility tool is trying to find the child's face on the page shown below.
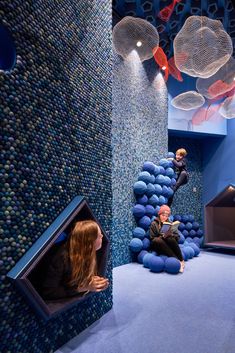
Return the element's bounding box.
[175,153,183,161]
[159,212,170,222]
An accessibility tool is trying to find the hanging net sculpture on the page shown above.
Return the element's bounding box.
[173,16,233,78]
[196,57,235,99]
[171,91,205,110]
[112,16,159,62]
[219,95,235,119]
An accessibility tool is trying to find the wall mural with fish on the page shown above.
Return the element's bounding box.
[113,0,235,135]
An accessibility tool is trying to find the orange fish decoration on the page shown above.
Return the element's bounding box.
[158,0,182,22]
[168,56,183,82]
[153,46,169,82]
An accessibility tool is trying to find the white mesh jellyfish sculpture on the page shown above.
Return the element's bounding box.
[219,95,235,119]
[171,91,205,110]
[112,16,159,62]
[196,57,235,99]
[173,16,233,78]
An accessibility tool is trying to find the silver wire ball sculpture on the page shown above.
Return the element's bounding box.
[174,16,233,78]
[171,91,205,110]
[112,16,159,62]
[219,96,235,119]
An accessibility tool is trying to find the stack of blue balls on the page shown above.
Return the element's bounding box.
[129,154,203,274]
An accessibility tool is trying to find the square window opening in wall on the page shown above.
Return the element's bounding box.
[7,196,110,320]
[204,184,235,250]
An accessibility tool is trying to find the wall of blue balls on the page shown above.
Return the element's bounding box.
[112,55,168,267]
[0,1,112,352]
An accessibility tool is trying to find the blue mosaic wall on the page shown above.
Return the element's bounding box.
[112,54,168,267]
[168,136,203,223]
[0,1,112,352]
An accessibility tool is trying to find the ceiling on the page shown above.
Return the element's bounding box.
[112,0,235,58]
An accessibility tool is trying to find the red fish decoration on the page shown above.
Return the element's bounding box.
[168,56,183,82]
[208,80,235,99]
[192,105,223,125]
[153,46,169,82]
[158,0,181,22]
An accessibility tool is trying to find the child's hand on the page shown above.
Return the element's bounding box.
[88,276,109,292]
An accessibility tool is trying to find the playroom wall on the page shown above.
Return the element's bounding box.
[0,1,112,352]
[202,118,235,205]
[112,55,168,267]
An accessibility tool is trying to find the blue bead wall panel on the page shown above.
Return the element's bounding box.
[0,1,112,352]
[168,137,203,223]
[112,55,168,267]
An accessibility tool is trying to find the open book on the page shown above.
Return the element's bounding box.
[160,220,180,236]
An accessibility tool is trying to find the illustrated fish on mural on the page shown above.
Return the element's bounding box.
[157,0,182,22]
[192,104,223,125]
[208,80,235,100]
[152,46,169,81]
[168,56,183,82]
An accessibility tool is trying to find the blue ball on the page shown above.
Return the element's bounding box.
[138,216,151,230]
[188,214,195,222]
[154,165,160,176]
[181,215,189,223]
[193,237,200,246]
[154,184,162,195]
[143,161,156,174]
[137,250,148,264]
[133,181,147,195]
[192,221,200,230]
[165,167,174,178]
[148,195,159,207]
[186,246,195,258]
[133,227,146,239]
[181,248,189,261]
[136,194,148,205]
[186,237,193,243]
[159,158,170,169]
[167,187,174,197]
[159,166,166,175]
[161,185,169,196]
[189,229,196,238]
[178,222,185,231]
[145,205,155,217]
[174,214,182,221]
[155,205,160,214]
[138,171,155,184]
[155,174,165,185]
[158,195,166,205]
[185,222,193,231]
[197,229,203,237]
[142,237,151,250]
[143,253,154,268]
[146,183,155,197]
[171,178,176,186]
[160,254,168,262]
[182,229,189,237]
[129,238,143,252]
[188,243,200,256]
[167,152,175,158]
[165,257,181,274]
[163,176,172,186]
[132,204,146,218]
[149,256,165,272]
[178,231,185,244]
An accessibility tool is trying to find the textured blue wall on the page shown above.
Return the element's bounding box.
[168,137,203,223]
[0,1,112,352]
[202,118,235,205]
[112,54,168,267]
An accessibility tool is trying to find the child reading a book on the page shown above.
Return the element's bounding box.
[150,205,185,273]
[167,148,189,207]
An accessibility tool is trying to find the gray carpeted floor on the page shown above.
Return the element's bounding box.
[56,251,235,353]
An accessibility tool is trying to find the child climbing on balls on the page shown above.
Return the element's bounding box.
[167,148,189,207]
